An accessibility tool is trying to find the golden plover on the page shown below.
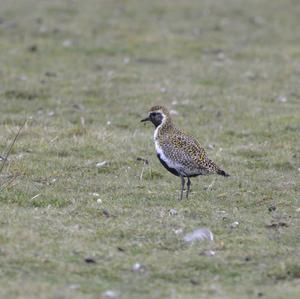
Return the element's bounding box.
[141,105,229,200]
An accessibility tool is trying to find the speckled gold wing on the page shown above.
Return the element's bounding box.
[160,130,219,174]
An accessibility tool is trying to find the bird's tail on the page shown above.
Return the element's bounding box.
[217,169,230,177]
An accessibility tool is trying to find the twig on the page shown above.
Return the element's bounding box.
[137,157,149,180]
[0,120,27,175]
[207,178,216,192]
[30,193,41,200]
[140,164,145,181]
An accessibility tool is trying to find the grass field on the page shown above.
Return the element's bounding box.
[0,0,300,298]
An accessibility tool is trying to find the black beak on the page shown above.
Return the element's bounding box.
[141,117,150,122]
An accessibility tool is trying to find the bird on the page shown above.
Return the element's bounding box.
[141,105,229,200]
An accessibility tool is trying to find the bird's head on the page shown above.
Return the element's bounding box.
[141,105,171,128]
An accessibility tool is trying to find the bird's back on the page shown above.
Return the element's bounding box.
[157,128,221,176]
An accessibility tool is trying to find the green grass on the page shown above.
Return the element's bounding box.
[0,0,300,298]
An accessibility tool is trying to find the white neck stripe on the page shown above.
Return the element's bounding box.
[153,113,166,140]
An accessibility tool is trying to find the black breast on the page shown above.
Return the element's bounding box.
[157,154,179,177]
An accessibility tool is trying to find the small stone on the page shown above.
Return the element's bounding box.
[257,292,264,297]
[72,224,81,230]
[184,228,214,243]
[96,161,107,168]
[173,228,183,235]
[251,16,265,26]
[102,209,110,218]
[217,52,225,61]
[107,70,114,78]
[48,111,55,117]
[230,221,239,228]
[169,208,178,216]
[97,198,102,204]
[190,278,200,285]
[102,290,119,298]
[62,39,73,47]
[123,57,130,64]
[73,103,84,110]
[268,205,276,212]
[45,71,57,77]
[35,17,43,24]
[69,284,80,290]
[160,87,167,93]
[131,263,146,272]
[296,208,300,213]
[39,25,48,33]
[277,95,287,103]
[18,75,28,81]
[28,45,38,52]
[200,250,216,256]
[84,257,96,264]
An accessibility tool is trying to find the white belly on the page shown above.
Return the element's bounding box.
[153,126,197,176]
[155,142,176,168]
[154,135,184,173]
[154,127,176,168]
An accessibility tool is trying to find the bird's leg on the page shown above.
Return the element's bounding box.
[186,177,191,199]
[179,175,185,200]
